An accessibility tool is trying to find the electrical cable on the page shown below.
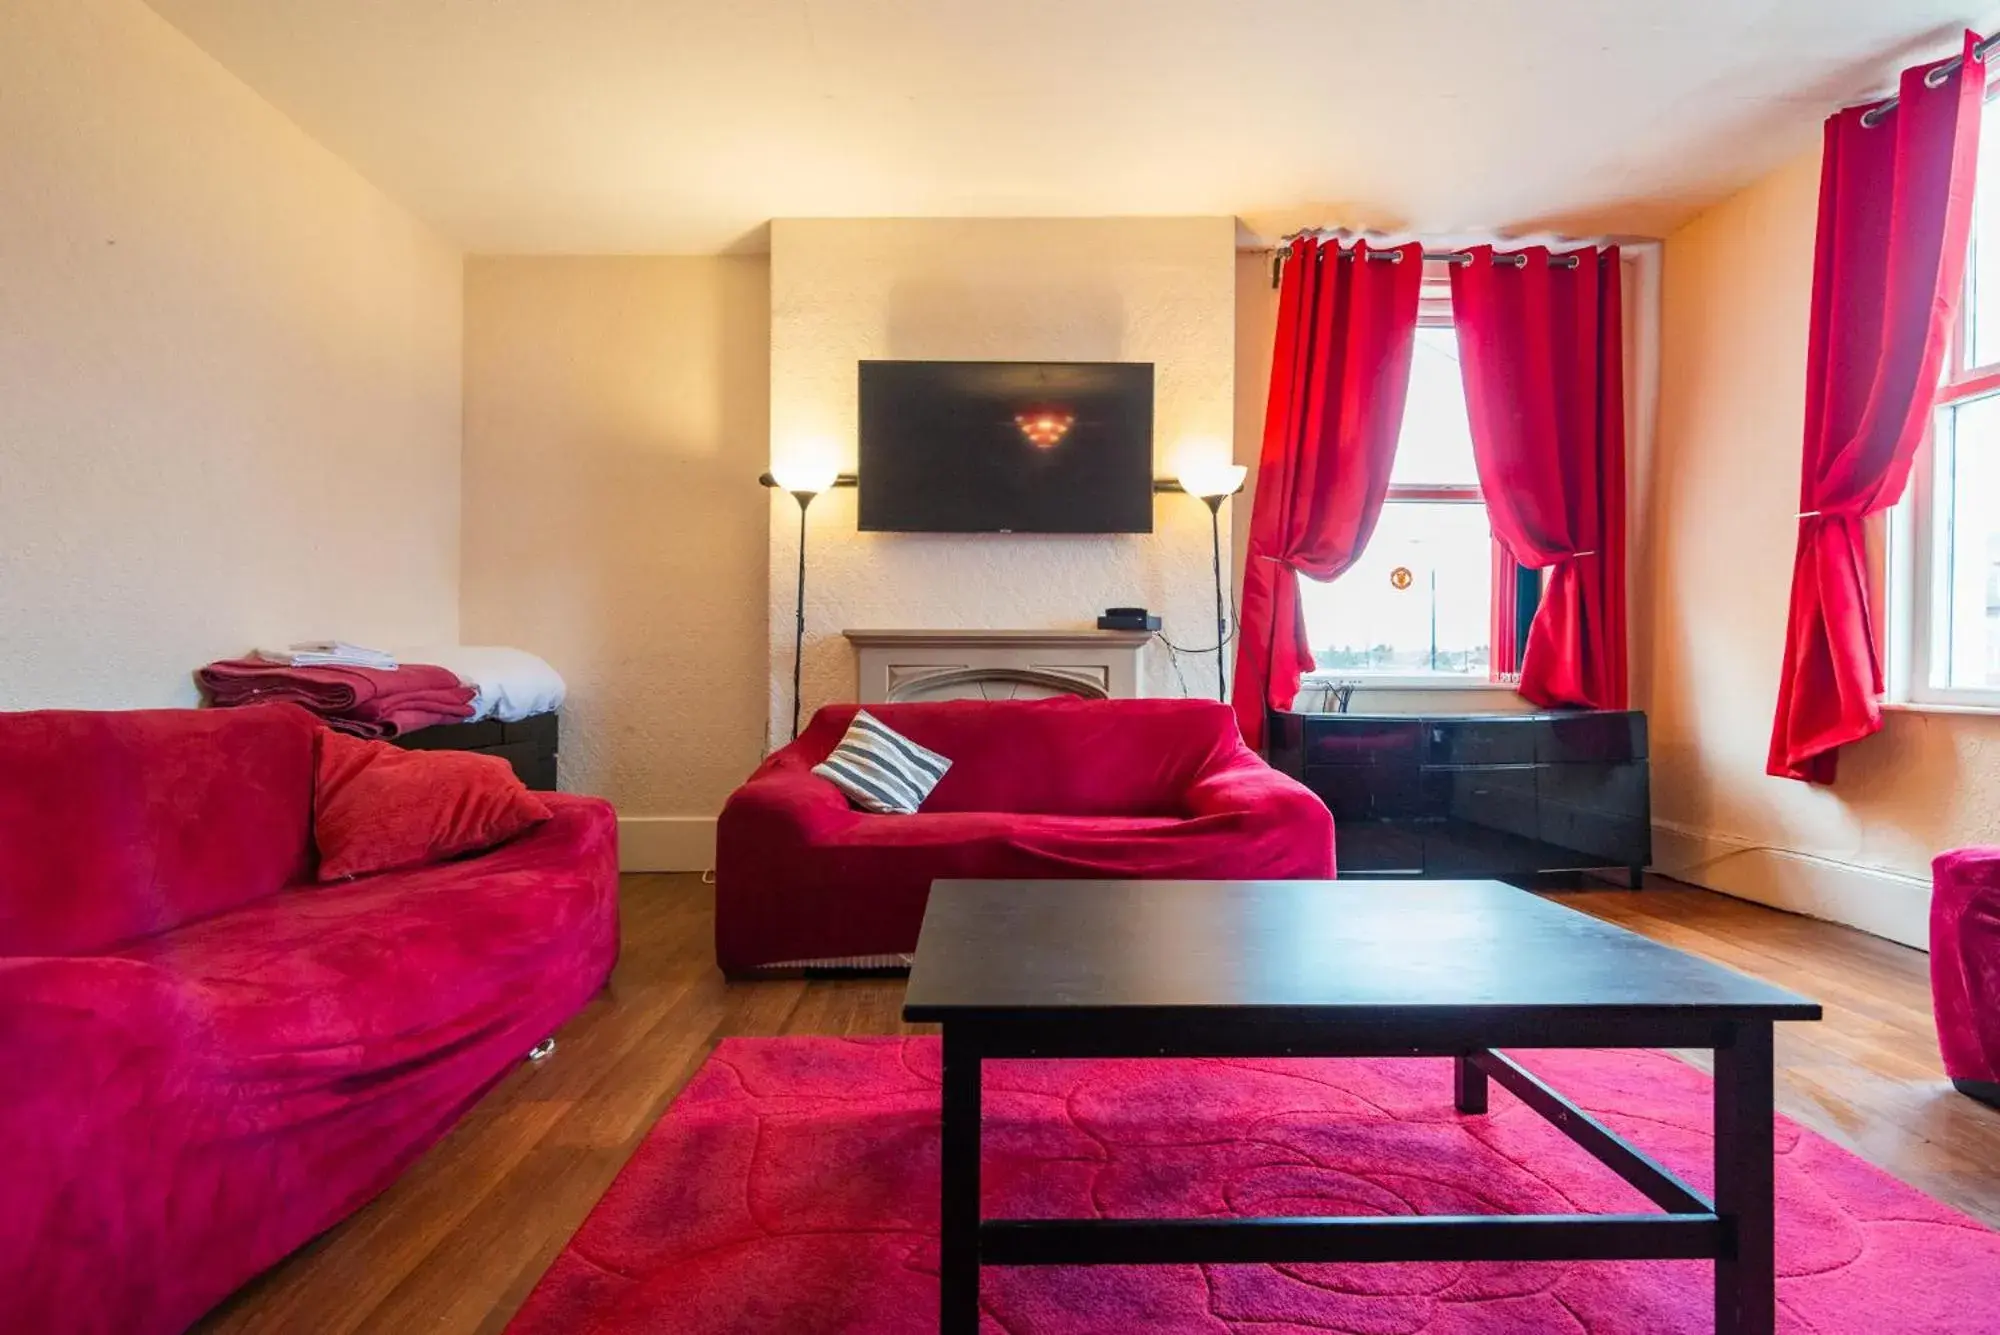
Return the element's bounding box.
[1153,588,1240,696]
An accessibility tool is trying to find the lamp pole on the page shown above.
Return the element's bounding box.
[1204,494,1227,702]
[1176,462,1247,706]
[765,460,840,742]
[789,489,818,740]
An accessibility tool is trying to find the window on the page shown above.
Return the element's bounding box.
[1895,90,2000,709]
[1297,292,1497,681]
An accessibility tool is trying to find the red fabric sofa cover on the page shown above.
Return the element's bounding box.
[0,705,619,1335]
[715,698,1336,973]
[1933,847,2000,1104]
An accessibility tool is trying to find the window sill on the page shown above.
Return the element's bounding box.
[1881,699,2000,718]
[1300,674,1518,692]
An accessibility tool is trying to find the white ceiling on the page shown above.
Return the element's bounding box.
[145,0,1996,254]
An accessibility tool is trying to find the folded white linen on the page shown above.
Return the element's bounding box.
[392,645,566,723]
[255,642,399,669]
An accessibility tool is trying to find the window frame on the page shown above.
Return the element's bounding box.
[1889,89,2000,713]
[1298,279,1504,691]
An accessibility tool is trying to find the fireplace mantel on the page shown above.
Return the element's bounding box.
[843,628,1152,704]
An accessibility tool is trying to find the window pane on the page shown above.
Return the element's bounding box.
[1298,501,1493,676]
[1933,393,2000,689]
[1972,97,2000,369]
[1391,327,1479,486]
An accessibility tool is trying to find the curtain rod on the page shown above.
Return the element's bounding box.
[1268,239,1590,286]
[1860,31,1996,128]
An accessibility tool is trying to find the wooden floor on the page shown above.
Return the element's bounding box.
[198,874,2000,1334]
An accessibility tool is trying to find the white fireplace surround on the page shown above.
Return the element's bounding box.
[843,628,1153,704]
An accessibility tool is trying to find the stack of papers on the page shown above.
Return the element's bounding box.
[254,641,400,670]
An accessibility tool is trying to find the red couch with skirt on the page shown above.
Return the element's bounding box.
[0,705,619,1335]
[715,698,1336,973]
[1933,847,2000,1107]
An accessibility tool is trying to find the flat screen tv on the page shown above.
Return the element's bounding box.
[857,360,1155,533]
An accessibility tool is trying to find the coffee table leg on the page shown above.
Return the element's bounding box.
[1714,1021,1776,1335]
[1454,1052,1488,1114]
[940,1025,981,1334]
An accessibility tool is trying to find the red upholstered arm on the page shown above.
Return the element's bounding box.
[1182,746,1325,822]
[714,746,868,973]
[0,955,202,1305]
[1134,743,1335,881]
[718,753,859,843]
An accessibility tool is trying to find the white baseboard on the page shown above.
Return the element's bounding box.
[616,816,717,873]
[1650,819,1932,950]
[610,812,1935,942]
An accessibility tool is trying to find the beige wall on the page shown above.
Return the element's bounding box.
[767,217,1238,739]
[1233,251,1277,617]
[0,0,462,708]
[461,258,770,867]
[1648,146,2000,947]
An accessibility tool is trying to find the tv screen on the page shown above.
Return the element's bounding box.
[857,360,1155,533]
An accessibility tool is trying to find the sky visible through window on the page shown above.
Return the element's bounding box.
[1389,328,1478,486]
[1297,326,1492,676]
[1935,392,2000,688]
[1970,105,2000,371]
[1934,96,2000,691]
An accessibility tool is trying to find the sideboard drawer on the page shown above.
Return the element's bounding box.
[1537,761,1652,866]
[1330,822,1425,876]
[1303,719,1424,767]
[1424,719,1537,767]
[1304,763,1423,822]
[1540,711,1648,764]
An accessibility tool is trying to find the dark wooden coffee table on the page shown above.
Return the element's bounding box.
[903,879,1820,1335]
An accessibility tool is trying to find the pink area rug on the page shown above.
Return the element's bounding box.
[508,1037,2000,1333]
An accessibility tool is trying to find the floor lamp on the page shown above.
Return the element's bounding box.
[770,460,839,739]
[1177,462,1249,702]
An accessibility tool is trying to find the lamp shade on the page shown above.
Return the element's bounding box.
[771,458,840,495]
[1178,461,1248,501]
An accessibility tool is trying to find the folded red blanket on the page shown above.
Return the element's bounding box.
[197,659,476,739]
[314,694,478,739]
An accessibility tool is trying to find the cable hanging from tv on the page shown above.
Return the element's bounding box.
[1155,605,1240,701]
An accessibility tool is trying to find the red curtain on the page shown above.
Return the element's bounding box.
[1767,32,1984,783]
[1450,246,1628,710]
[1231,238,1423,748]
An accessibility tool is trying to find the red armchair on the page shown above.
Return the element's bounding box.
[0,705,619,1335]
[715,698,1335,973]
[1933,847,2000,1106]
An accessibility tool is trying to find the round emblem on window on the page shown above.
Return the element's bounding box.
[1389,566,1414,590]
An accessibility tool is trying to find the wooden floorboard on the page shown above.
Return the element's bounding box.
[196,874,2000,1334]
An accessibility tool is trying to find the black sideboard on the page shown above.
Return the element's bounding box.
[1267,709,1651,881]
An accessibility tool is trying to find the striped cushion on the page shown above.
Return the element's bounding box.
[812,712,952,814]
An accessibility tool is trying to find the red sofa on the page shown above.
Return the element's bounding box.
[1933,847,2000,1107]
[715,698,1335,973]
[0,706,619,1335]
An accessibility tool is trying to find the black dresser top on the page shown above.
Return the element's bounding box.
[1280,710,1641,723]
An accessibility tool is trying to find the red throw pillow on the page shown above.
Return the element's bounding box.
[313,729,552,881]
